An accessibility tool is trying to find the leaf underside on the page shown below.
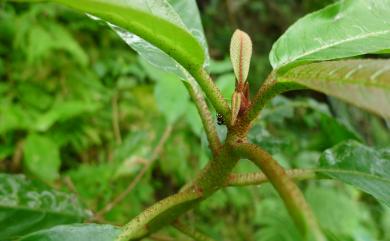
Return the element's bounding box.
[50,0,205,73]
[270,0,390,70]
[230,29,252,83]
[279,59,390,119]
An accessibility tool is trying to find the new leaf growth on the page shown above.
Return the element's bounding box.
[230,29,253,125]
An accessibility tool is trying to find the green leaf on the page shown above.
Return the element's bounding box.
[109,0,208,77]
[153,67,190,124]
[0,102,35,134]
[34,100,100,131]
[270,0,390,70]
[0,174,88,240]
[168,0,209,66]
[279,59,390,119]
[318,140,390,207]
[31,0,207,77]
[216,73,235,100]
[25,22,88,66]
[305,185,369,239]
[19,224,119,241]
[23,134,61,183]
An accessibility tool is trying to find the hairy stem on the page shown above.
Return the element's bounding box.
[184,81,221,154]
[116,142,239,241]
[226,169,318,186]
[233,143,326,241]
[116,189,203,241]
[190,68,230,120]
[173,221,216,241]
[245,72,304,123]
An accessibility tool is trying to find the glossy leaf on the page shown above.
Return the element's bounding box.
[279,59,390,119]
[270,0,390,70]
[19,224,119,241]
[0,174,88,240]
[16,0,206,77]
[230,29,252,83]
[95,0,208,77]
[23,134,61,183]
[318,140,390,207]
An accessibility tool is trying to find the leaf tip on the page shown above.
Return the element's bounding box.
[230,29,253,84]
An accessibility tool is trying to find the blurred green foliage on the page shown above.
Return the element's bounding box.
[1,1,389,240]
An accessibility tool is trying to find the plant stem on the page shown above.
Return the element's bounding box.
[116,143,239,241]
[233,143,326,241]
[245,72,304,123]
[116,189,203,241]
[173,221,216,241]
[184,81,221,155]
[190,68,230,120]
[226,169,318,186]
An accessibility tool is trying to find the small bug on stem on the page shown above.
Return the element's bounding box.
[217,113,225,125]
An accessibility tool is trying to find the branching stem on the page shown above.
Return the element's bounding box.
[190,68,231,120]
[226,169,318,186]
[232,143,326,241]
[245,72,304,123]
[184,81,221,154]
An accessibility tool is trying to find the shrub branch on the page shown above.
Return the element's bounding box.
[232,143,326,241]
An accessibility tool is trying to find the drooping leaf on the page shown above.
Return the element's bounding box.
[18,224,119,241]
[270,0,390,70]
[21,0,207,77]
[109,0,209,77]
[230,29,252,83]
[0,174,88,240]
[23,134,61,183]
[278,59,390,119]
[168,0,210,67]
[318,140,390,207]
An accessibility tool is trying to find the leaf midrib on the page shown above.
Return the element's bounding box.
[279,75,390,91]
[278,29,390,68]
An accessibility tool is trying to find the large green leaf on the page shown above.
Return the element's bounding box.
[41,0,207,78]
[279,59,390,119]
[106,0,209,78]
[318,140,390,207]
[18,224,119,241]
[0,174,88,240]
[23,134,61,183]
[12,0,205,75]
[270,0,390,70]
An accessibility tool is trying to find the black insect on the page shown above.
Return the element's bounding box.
[217,113,225,125]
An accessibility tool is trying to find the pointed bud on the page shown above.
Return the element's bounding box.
[231,91,241,126]
[230,29,253,85]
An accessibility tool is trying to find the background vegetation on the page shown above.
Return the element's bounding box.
[1,1,389,240]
